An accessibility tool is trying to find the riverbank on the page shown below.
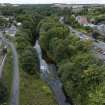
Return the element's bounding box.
[20,70,57,105]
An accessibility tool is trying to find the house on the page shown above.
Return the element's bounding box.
[76,16,89,25]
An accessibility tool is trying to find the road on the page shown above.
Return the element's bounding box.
[1,35,19,105]
[34,40,71,105]
[60,17,105,61]
[9,42,19,105]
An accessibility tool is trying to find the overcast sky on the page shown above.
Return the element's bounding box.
[0,0,105,4]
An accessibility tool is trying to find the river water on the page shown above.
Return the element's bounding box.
[34,40,71,105]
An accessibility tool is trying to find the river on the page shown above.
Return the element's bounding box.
[34,40,71,105]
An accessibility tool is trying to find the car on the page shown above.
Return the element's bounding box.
[80,36,83,39]
[103,52,105,55]
[80,33,83,36]
[83,35,89,40]
[85,37,89,40]
[96,48,103,53]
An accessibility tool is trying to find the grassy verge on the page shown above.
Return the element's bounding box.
[3,50,13,105]
[20,70,57,105]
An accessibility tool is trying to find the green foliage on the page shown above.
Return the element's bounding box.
[16,13,43,45]
[15,31,38,75]
[0,80,8,104]
[0,17,8,28]
[39,17,69,57]
[20,70,57,105]
[87,83,105,105]
[95,15,105,23]
[64,15,80,28]
[15,31,31,53]
[62,7,72,16]
[21,48,38,75]
[39,16,105,105]
[0,5,23,16]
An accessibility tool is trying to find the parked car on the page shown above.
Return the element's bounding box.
[96,48,103,53]
[103,52,105,55]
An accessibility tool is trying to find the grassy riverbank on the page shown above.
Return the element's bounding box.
[20,70,57,105]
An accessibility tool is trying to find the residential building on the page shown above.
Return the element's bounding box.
[76,16,89,25]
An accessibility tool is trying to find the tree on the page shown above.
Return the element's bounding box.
[20,48,38,75]
[0,17,8,28]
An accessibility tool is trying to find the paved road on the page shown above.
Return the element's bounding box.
[9,42,19,105]
[34,40,70,105]
[1,36,19,105]
[60,17,105,61]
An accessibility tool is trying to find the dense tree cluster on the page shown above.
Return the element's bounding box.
[15,12,43,74]
[15,31,38,74]
[0,5,23,16]
[39,17,105,105]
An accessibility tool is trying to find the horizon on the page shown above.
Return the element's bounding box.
[0,0,105,4]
